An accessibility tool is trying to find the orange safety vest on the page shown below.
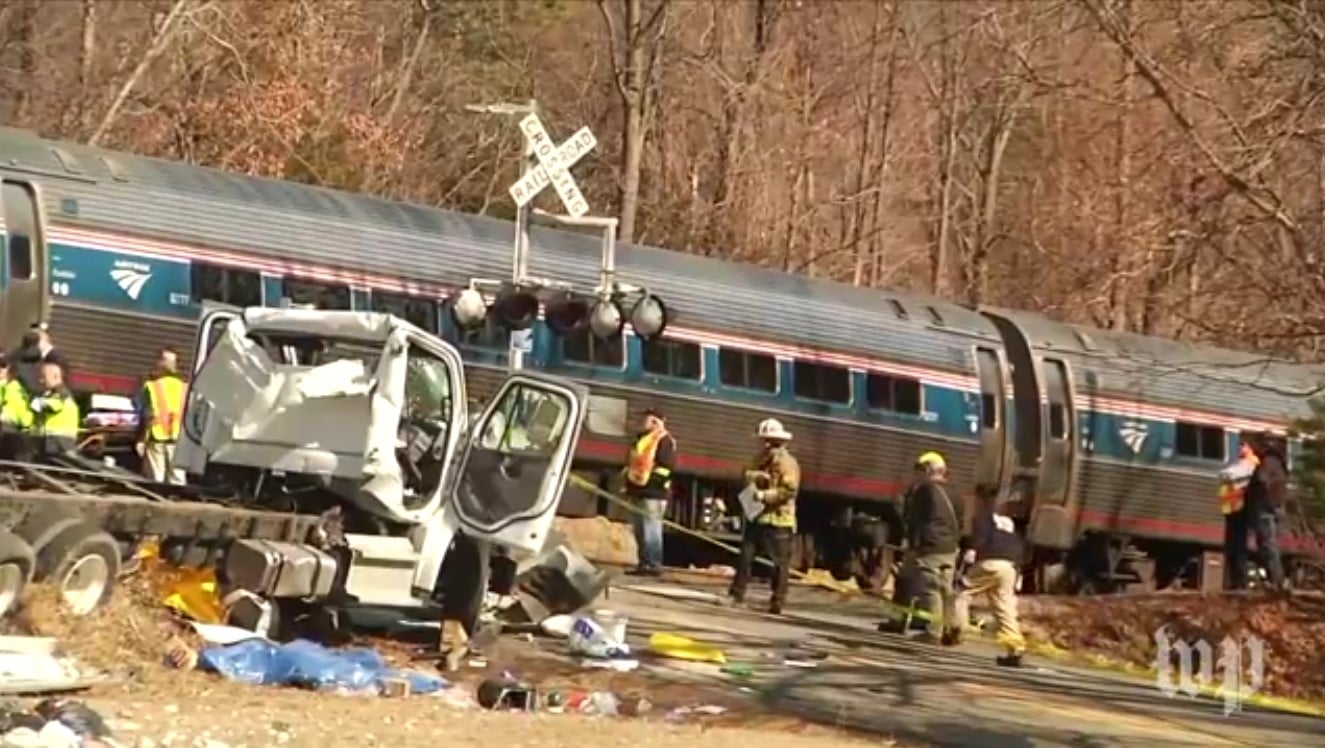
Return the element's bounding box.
[1219,452,1259,515]
[145,375,187,442]
[626,429,670,488]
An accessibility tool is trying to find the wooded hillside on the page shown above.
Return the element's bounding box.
[3,0,1324,359]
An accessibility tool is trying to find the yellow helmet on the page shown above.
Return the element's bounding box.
[916,451,946,472]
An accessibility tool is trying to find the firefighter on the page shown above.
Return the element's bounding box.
[0,355,34,459]
[28,361,79,459]
[900,451,964,644]
[952,490,1027,667]
[728,418,800,615]
[623,408,677,577]
[136,347,188,485]
[1219,438,1259,590]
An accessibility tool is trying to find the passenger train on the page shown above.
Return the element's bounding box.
[0,126,1320,593]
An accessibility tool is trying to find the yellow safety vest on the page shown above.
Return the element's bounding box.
[745,447,800,529]
[626,429,671,489]
[144,375,187,442]
[1219,453,1259,515]
[1,379,33,431]
[33,391,79,438]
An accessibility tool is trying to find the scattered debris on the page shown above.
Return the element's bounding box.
[649,632,726,664]
[0,639,90,696]
[198,638,447,696]
[0,699,112,748]
[663,704,729,723]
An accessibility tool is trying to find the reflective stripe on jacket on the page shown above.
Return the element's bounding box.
[745,446,800,529]
[144,375,187,442]
[1,379,33,430]
[33,391,79,438]
[1218,453,1259,515]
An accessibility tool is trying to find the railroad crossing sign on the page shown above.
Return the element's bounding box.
[508,113,596,219]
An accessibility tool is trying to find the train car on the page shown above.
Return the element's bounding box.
[0,127,1319,593]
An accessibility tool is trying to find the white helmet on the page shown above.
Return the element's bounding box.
[757,418,793,442]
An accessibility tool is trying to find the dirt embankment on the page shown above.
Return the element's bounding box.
[1019,592,1325,703]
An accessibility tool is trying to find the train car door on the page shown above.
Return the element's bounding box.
[979,311,1043,506]
[1039,357,1078,509]
[973,346,1009,494]
[0,179,50,350]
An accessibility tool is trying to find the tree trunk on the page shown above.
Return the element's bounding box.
[88,0,191,146]
[851,0,886,287]
[10,0,38,125]
[1106,0,1133,331]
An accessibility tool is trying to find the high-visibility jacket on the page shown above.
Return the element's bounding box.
[1218,450,1260,515]
[31,389,79,438]
[142,374,187,442]
[0,379,33,431]
[744,446,800,530]
[625,428,675,497]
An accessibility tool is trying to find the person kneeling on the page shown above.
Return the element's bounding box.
[952,492,1028,668]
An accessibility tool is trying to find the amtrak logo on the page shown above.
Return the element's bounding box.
[1119,421,1149,454]
[110,267,152,300]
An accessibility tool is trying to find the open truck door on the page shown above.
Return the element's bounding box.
[410,373,587,598]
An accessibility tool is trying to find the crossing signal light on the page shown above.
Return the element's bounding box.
[629,294,668,342]
[545,293,591,335]
[491,288,541,331]
[450,287,488,330]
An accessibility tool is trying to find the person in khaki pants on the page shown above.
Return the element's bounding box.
[135,348,188,485]
[952,492,1027,667]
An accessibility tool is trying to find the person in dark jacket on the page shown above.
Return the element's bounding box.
[10,323,71,396]
[952,491,1027,667]
[1242,432,1289,592]
[623,408,678,577]
[900,451,964,643]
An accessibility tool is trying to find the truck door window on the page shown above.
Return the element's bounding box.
[479,386,570,454]
[397,345,454,506]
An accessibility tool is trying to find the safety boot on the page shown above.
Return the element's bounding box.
[996,652,1025,668]
[940,628,963,647]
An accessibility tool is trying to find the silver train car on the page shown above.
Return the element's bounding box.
[0,126,1320,592]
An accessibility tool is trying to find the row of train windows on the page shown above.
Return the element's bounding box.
[188,262,926,415]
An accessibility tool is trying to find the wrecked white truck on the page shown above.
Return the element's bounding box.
[0,306,596,634]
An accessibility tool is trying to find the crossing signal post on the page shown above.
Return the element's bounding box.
[457,99,669,368]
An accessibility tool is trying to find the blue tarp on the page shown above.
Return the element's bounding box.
[199,638,448,695]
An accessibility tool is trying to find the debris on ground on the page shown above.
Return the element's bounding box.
[649,632,727,665]
[1019,592,1325,702]
[198,637,448,696]
[0,698,112,748]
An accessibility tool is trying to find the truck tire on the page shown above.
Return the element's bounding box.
[12,507,82,555]
[0,530,36,618]
[33,523,121,617]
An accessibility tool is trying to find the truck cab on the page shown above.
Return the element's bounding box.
[178,306,588,612]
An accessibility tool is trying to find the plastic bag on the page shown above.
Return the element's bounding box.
[568,616,630,659]
[198,638,447,695]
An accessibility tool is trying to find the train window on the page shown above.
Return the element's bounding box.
[282,278,351,310]
[980,394,997,429]
[1175,421,1226,461]
[1048,404,1067,439]
[2,182,36,281]
[865,373,922,415]
[562,327,624,368]
[190,262,261,307]
[642,338,701,380]
[718,348,777,393]
[370,290,438,332]
[458,316,510,350]
[793,360,850,404]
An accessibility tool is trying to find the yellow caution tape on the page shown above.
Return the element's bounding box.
[567,475,1325,714]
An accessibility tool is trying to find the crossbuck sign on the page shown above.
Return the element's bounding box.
[508,113,596,218]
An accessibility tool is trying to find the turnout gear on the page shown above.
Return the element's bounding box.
[730,426,801,614]
[900,450,964,639]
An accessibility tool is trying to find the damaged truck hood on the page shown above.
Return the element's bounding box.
[181,309,435,524]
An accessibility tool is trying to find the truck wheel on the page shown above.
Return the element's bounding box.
[34,523,121,616]
[0,530,36,618]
